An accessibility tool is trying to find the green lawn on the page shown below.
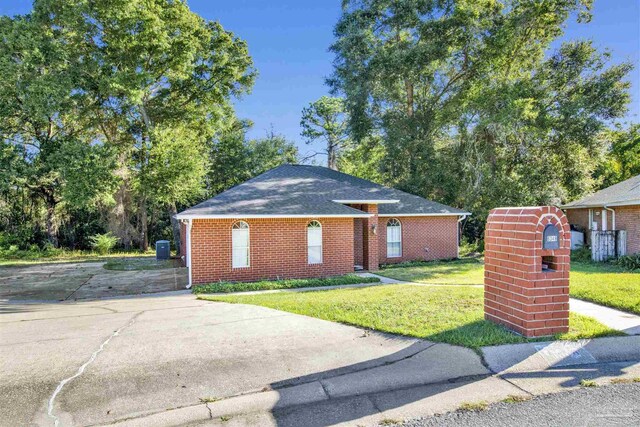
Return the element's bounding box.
[380,258,485,285]
[570,263,640,315]
[200,285,623,349]
[378,259,640,315]
[193,274,380,294]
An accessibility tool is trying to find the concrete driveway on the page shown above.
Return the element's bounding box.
[0,260,187,301]
[1,292,479,426]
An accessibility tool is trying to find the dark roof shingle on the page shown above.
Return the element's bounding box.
[563,174,640,208]
[177,164,469,218]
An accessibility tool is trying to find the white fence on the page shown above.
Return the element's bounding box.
[591,230,627,262]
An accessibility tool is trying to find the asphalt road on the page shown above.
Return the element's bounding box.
[401,383,640,427]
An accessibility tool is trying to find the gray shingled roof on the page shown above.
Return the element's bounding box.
[177,164,469,218]
[563,174,640,208]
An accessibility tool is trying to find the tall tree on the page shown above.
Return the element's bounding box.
[0,12,116,246]
[329,0,633,239]
[300,96,349,170]
[207,123,299,197]
[595,124,640,188]
[34,0,257,251]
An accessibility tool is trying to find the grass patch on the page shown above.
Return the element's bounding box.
[379,258,485,285]
[378,259,640,315]
[458,401,488,412]
[570,262,640,315]
[103,257,181,271]
[502,395,531,404]
[199,397,221,403]
[0,249,156,267]
[579,379,598,388]
[610,377,640,384]
[193,274,380,294]
[200,285,623,349]
[378,419,401,426]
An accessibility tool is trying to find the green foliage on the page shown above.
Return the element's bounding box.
[337,135,388,183]
[459,238,483,257]
[193,274,380,294]
[207,125,298,197]
[613,254,640,271]
[329,0,633,241]
[595,124,640,189]
[88,233,119,255]
[571,247,593,263]
[0,0,257,251]
[300,96,349,169]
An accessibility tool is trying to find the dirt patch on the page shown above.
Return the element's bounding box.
[0,259,187,301]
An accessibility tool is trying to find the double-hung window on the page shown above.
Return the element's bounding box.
[386,218,402,258]
[307,220,323,264]
[232,221,250,268]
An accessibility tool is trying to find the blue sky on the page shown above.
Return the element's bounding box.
[2,1,638,161]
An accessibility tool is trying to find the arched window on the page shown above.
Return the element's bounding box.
[232,221,250,268]
[307,220,323,264]
[386,218,402,258]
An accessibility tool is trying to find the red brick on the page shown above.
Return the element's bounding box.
[484,206,570,337]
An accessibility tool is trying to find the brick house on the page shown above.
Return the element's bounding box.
[563,174,640,255]
[176,165,469,286]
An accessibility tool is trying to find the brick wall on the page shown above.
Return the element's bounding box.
[565,205,639,254]
[565,208,590,232]
[484,206,570,338]
[353,218,363,266]
[189,217,354,284]
[378,216,459,264]
[617,205,640,254]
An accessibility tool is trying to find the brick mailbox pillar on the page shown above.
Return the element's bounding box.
[484,206,571,337]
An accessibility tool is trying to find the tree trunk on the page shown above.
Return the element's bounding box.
[139,195,148,251]
[405,79,414,117]
[45,203,59,248]
[169,203,181,256]
[327,145,338,170]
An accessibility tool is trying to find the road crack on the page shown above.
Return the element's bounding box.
[46,311,142,426]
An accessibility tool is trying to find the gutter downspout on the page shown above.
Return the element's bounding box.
[604,206,616,230]
[186,219,193,289]
[457,214,469,258]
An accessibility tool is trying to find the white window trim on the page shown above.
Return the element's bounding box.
[307,220,323,265]
[386,218,402,258]
[232,221,250,269]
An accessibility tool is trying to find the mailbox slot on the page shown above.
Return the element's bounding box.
[541,256,558,272]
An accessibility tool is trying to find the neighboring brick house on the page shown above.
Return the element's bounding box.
[563,174,640,255]
[176,165,469,285]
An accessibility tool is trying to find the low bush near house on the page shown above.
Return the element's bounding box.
[570,246,592,263]
[193,274,380,294]
[88,232,119,255]
[613,254,640,271]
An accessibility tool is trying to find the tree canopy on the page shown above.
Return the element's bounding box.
[330,0,634,239]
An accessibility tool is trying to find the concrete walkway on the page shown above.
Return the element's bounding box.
[570,298,640,335]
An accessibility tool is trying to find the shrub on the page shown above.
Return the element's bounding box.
[459,238,483,257]
[614,254,640,271]
[193,274,380,294]
[571,246,592,263]
[88,233,119,255]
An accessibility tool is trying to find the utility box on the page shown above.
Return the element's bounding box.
[484,206,570,338]
[156,240,170,260]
